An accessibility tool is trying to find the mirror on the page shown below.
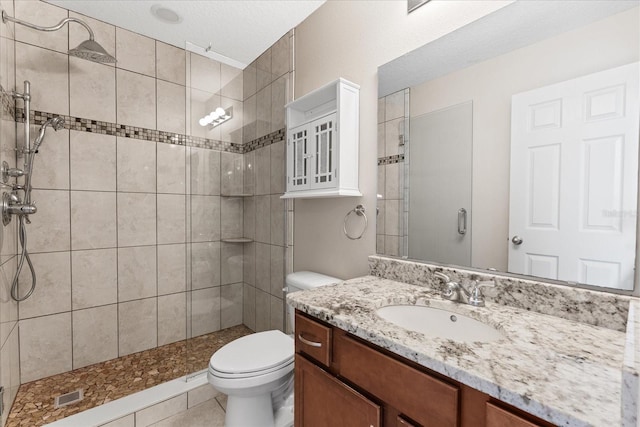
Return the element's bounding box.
[407,0,431,14]
[377,1,639,291]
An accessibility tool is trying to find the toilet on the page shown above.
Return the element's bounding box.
[207,271,340,427]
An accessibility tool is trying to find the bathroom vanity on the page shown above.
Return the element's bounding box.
[295,311,554,427]
[288,261,636,427]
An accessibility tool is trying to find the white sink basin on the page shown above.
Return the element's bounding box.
[376,305,504,343]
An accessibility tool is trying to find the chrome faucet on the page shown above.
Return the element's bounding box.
[433,272,494,307]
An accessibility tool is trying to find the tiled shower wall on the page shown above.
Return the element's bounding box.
[7,0,243,386]
[377,89,408,258]
[0,0,293,400]
[241,32,294,332]
[0,0,20,425]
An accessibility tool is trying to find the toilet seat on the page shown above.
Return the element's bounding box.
[210,357,293,379]
[209,330,294,379]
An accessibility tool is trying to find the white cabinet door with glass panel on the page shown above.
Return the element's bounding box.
[288,113,337,192]
[283,79,361,199]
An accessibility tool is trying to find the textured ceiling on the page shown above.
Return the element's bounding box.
[379,0,638,96]
[47,0,325,68]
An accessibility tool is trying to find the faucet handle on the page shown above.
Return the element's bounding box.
[442,281,460,301]
[467,280,494,307]
[433,271,450,282]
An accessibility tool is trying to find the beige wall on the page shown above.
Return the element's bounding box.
[293,0,512,279]
[409,7,639,271]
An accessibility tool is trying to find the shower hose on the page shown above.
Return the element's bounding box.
[10,214,36,301]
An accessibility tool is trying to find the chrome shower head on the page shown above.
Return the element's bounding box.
[49,116,65,131]
[69,39,117,64]
[33,116,64,152]
[2,11,117,64]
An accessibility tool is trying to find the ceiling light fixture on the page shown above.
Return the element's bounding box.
[150,4,182,24]
[199,107,233,128]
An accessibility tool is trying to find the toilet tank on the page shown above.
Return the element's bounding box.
[285,271,340,333]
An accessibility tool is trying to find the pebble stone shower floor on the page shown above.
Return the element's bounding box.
[6,325,252,427]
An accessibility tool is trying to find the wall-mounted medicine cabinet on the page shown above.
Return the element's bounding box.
[282,78,361,199]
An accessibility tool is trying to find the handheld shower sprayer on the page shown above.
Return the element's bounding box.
[2,114,65,301]
[24,116,65,207]
[33,116,65,152]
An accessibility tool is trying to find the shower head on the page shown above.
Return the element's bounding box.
[48,116,65,131]
[69,39,117,64]
[1,11,117,64]
[33,116,64,152]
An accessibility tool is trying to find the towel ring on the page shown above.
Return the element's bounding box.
[343,204,367,240]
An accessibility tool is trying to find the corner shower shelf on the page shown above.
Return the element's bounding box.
[221,238,254,243]
[220,193,253,197]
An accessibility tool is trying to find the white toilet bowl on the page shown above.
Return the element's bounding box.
[208,330,294,427]
[208,271,340,427]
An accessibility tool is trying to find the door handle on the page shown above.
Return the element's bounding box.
[458,208,467,235]
[511,235,523,245]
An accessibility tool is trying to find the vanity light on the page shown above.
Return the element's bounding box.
[199,107,233,128]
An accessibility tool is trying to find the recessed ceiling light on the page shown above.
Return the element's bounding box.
[150,4,182,24]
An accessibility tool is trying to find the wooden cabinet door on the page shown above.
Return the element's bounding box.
[396,415,418,426]
[295,354,381,427]
[486,402,546,427]
[335,334,458,427]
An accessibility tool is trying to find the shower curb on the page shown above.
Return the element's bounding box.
[44,371,211,427]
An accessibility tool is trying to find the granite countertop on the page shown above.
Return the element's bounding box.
[287,275,628,427]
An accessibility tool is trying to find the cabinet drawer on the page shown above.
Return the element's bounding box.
[295,354,381,427]
[295,312,332,367]
[336,334,459,427]
[486,402,547,427]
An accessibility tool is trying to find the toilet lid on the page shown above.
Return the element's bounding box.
[210,330,294,375]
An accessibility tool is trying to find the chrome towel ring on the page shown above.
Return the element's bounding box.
[343,204,367,240]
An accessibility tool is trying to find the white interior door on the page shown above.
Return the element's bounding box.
[508,62,639,289]
[409,101,472,266]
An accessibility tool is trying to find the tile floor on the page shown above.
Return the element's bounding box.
[7,326,251,427]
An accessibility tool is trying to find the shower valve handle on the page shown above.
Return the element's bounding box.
[6,203,37,216]
[5,168,25,178]
[1,193,35,225]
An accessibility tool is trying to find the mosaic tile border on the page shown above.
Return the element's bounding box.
[243,128,286,152]
[1,87,15,120]
[378,154,405,165]
[12,108,284,154]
